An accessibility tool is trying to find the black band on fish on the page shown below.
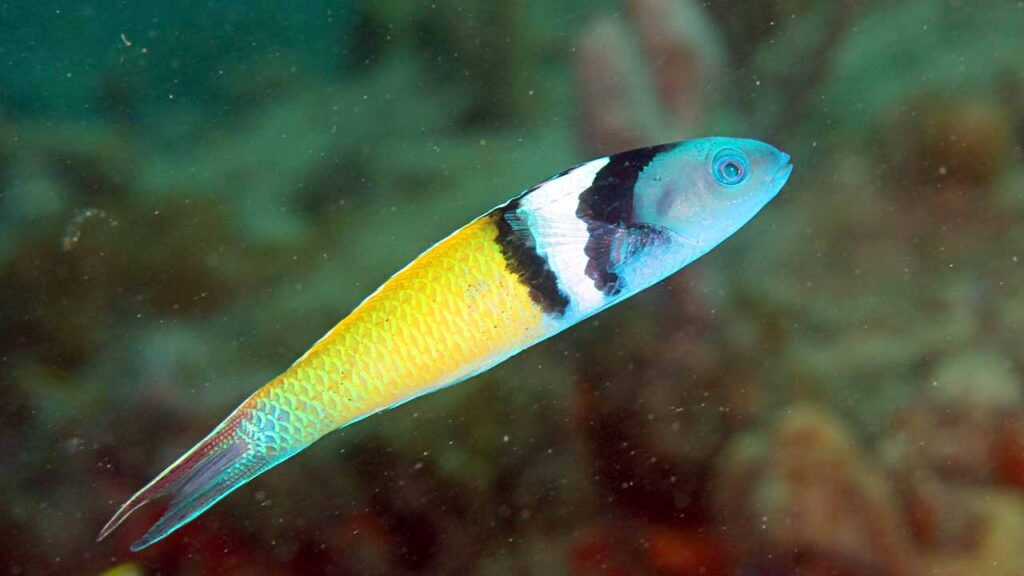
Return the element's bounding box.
[576,145,669,295]
[491,202,571,316]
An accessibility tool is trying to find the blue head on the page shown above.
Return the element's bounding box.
[632,137,792,251]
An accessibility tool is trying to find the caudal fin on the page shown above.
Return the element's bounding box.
[97,411,276,551]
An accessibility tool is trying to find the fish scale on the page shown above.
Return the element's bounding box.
[258,216,549,439]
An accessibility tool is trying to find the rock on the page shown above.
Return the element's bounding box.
[883,351,1022,485]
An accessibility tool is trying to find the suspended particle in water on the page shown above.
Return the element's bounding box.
[62,208,117,251]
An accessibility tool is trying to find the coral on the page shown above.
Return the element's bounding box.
[919,491,1024,576]
[98,563,145,576]
[876,350,1024,566]
[993,418,1024,489]
[645,527,731,576]
[574,0,724,156]
[881,351,1022,485]
[877,93,1015,222]
[575,16,651,157]
[714,404,918,576]
[718,388,1024,576]
[569,522,731,576]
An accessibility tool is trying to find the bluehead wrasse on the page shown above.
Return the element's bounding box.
[97,137,792,550]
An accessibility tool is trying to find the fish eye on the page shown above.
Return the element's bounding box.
[712,150,748,186]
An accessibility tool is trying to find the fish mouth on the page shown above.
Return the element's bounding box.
[769,153,793,195]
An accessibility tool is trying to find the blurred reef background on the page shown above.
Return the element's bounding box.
[2,0,1024,574]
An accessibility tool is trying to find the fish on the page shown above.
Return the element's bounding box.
[97,137,792,550]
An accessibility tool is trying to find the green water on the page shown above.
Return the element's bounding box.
[2,1,1023,574]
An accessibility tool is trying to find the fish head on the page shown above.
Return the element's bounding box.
[632,137,792,251]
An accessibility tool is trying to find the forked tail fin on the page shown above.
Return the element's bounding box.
[97,409,281,551]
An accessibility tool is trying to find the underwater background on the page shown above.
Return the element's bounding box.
[2,0,1024,574]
